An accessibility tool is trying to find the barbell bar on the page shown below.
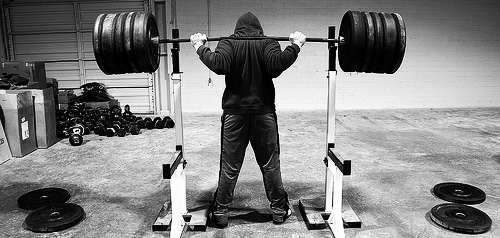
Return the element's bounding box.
[93,10,406,75]
[158,36,341,44]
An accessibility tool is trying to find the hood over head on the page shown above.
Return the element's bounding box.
[231,12,265,37]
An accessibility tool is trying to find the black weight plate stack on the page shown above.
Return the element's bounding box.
[339,11,366,72]
[17,188,71,210]
[430,203,491,234]
[432,182,486,204]
[24,203,85,233]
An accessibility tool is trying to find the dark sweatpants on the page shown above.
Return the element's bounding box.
[214,113,289,213]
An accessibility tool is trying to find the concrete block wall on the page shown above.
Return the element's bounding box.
[170,0,500,112]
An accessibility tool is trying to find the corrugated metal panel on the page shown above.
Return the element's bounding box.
[13,34,78,61]
[8,2,81,91]
[107,88,152,113]
[6,0,154,113]
[9,4,75,33]
[79,1,151,113]
[45,62,81,89]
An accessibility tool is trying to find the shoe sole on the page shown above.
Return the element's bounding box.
[273,209,292,224]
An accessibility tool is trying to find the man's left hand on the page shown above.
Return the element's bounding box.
[190,33,207,50]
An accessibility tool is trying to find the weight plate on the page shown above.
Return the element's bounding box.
[132,12,159,73]
[339,11,366,72]
[124,12,139,73]
[145,12,160,72]
[366,12,384,73]
[388,13,406,74]
[132,12,147,72]
[430,203,491,234]
[101,13,121,74]
[377,13,397,73]
[113,12,129,74]
[360,12,375,72]
[93,14,107,74]
[24,203,85,233]
[432,182,486,204]
[17,188,71,210]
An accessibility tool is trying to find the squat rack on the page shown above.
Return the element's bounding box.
[152,26,361,238]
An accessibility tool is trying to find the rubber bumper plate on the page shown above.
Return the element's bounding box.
[17,188,71,210]
[432,182,486,204]
[24,203,85,233]
[430,203,491,234]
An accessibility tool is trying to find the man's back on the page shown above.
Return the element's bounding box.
[195,12,301,114]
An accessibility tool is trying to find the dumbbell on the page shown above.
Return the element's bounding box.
[56,121,69,138]
[137,119,146,129]
[110,112,121,121]
[122,123,130,133]
[129,123,140,135]
[153,117,164,129]
[117,128,126,137]
[163,116,175,128]
[106,127,116,137]
[110,105,122,115]
[111,122,126,137]
[144,118,154,130]
[94,125,106,136]
[125,115,137,123]
[65,107,80,119]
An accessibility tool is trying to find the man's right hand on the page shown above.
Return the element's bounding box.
[190,33,207,50]
[289,31,306,48]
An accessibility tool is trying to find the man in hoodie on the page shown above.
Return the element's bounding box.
[190,12,306,227]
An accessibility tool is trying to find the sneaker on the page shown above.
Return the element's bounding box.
[273,206,292,224]
[210,210,229,228]
[208,191,229,228]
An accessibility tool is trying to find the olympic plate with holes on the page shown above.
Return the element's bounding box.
[430,203,491,234]
[23,203,85,233]
[17,188,71,210]
[432,182,486,204]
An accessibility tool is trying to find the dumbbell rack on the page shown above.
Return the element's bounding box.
[152,27,361,238]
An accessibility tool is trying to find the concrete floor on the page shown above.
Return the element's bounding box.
[1,107,499,238]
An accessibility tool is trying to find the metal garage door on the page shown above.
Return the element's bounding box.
[2,0,155,113]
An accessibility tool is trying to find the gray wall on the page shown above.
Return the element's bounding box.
[171,0,500,112]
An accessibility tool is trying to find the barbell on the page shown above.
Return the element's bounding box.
[93,11,406,75]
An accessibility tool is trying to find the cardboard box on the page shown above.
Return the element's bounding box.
[32,89,57,148]
[0,62,47,89]
[7,89,57,148]
[47,78,59,107]
[84,99,119,109]
[0,119,12,163]
[0,91,37,157]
